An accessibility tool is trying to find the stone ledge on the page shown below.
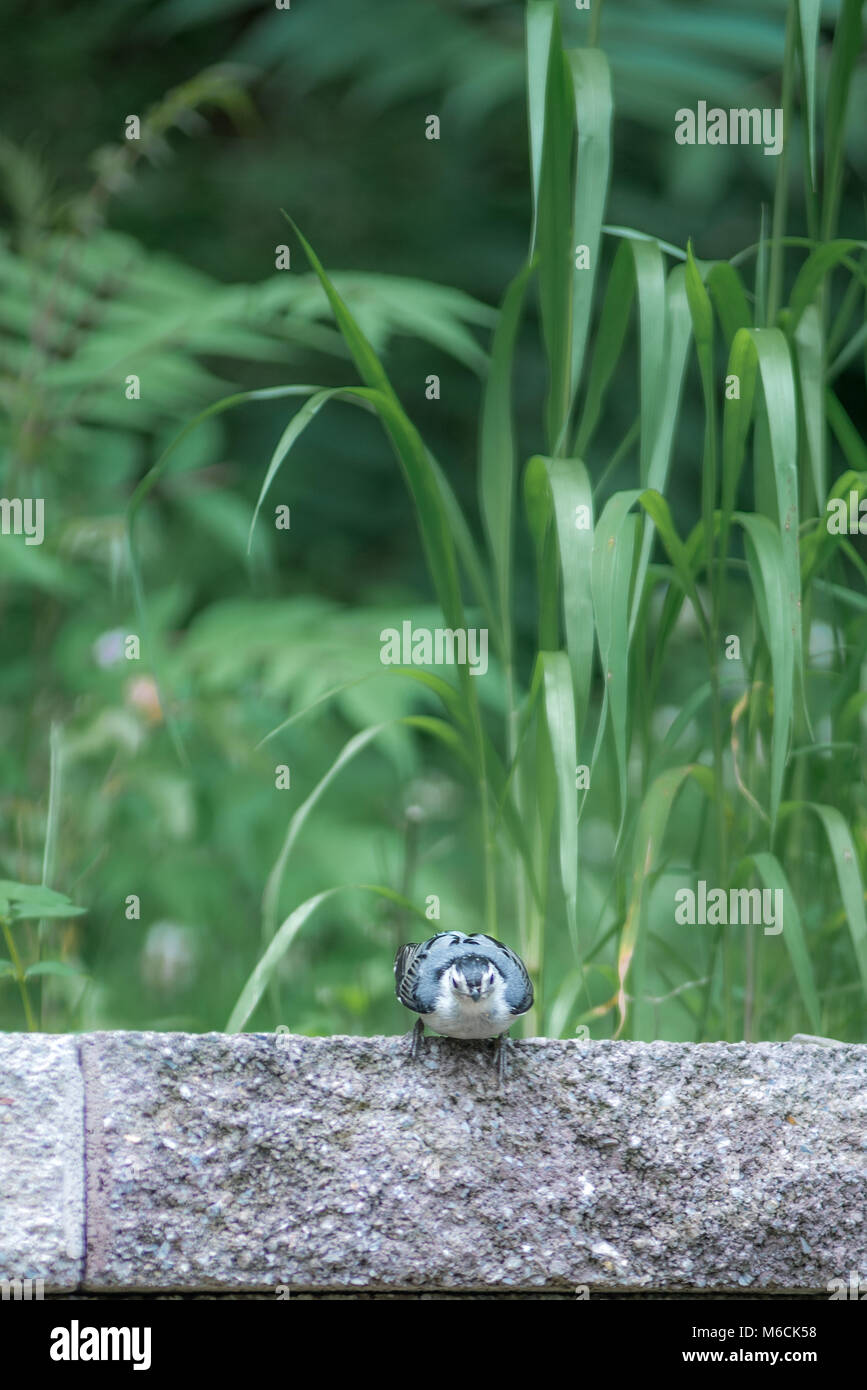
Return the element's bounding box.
[1,1032,865,1294]
[0,1034,84,1291]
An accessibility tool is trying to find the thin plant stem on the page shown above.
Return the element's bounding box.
[767,3,796,325]
[2,918,36,1032]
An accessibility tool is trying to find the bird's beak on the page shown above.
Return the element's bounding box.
[468,985,481,1001]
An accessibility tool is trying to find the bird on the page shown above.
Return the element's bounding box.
[394,931,534,1085]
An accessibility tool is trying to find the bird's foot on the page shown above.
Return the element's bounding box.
[495,1032,511,1089]
[409,1016,424,1061]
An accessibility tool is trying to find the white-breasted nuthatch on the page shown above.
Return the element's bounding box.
[394,931,533,1084]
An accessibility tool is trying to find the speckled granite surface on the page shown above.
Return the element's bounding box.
[75,1032,867,1294]
[0,1034,84,1290]
[1,1032,865,1293]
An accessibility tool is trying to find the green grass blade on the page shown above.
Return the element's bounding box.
[262,714,469,946]
[248,388,345,552]
[793,303,826,509]
[826,390,867,473]
[285,219,470,635]
[685,244,718,593]
[124,382,320,763]
[786,239,864,328]
[573,238,634,456]
[282,213,396,401]
[790,803,867,1002]
[539,650,578,949]
[750,329,803,712]
[526,0,559,253]
[706,261,751,349]
[427,450,501,651]
[628,265,693,642]
[479,259,535,650]
[724,329,803,721]
[228,883,428,1033]
[630,238,667,484]
[796,0,822,193]
[645,267,693,495]
[734,512,794,832]
[565,48,613,424]
[535,7,573,448]
[262,724,388,943]
[637,490,709,644]
[721,328,758,595]
[616,764,715,1036]
[592,489,640,830]
[540,455,595,740]
[524,453,560,650]
[750,851,821,1031]
[801,469,867,590]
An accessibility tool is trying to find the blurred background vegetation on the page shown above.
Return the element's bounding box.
[0,0,864,1039]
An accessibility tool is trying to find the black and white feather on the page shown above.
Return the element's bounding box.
[394,931,533,1041]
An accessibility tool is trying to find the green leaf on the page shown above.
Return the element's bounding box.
[428,450,502,651]
[565,48,613,421]
[685,242,714,349]
[591,490,639,830]
[0,881,85,921]
[726,328,804,720]
[282,218,469,636]
[721,328,758,589]
[535,6,573,447]
[262,725,390,942]
[24,960,90,981]
[537,455,595,741]
[227,884,428,1033]
[801,470,867,591]
[616,765,715,1036]
[685,244,719,594]
[261,713,467,943]
[706,261,751,349]
[793,303,825,509]
[787,240,865,328]
[526,0,559,253]
[479,259,535,652]
[637,491,708,644]
[628,264,693,642]
[826,390,867,473]
[734,513,794,831]
[125,381,320,763]
[750,852,820,1032]
[786,803,867,1002]
[282,214,395,401]
[573,237,634,456]
[796,0,822,193]
[584,235,666,480]
[539,650,578,948]
[248,388,346,553]
[524,453,559,651]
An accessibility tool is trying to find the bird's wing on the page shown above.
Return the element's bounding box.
[394,941,429,1012]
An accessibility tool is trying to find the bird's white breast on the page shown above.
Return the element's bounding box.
[422,973,514,1039]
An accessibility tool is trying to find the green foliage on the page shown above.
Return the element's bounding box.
[201,0,866,1043]
[2,0,865,1045]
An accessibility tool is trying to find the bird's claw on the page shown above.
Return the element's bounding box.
[495,1033,510,1088]
[409,1017,424,1061]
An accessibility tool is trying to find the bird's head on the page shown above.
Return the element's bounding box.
[447,955,499,1003]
